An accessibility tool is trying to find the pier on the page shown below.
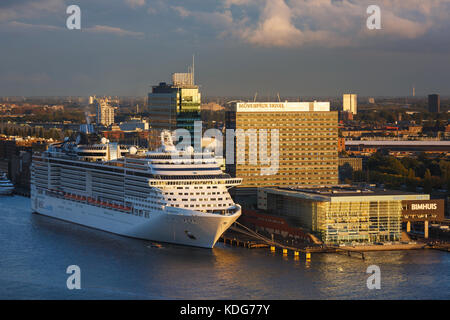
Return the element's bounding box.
[220,222,450,260]
[220,222,365,260]
[428,243,450,252]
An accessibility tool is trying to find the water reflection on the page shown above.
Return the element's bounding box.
[1,196,449,299]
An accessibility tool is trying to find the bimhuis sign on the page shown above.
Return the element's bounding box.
[402,199,445,222]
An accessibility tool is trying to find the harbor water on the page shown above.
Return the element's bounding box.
[0,196,449,299]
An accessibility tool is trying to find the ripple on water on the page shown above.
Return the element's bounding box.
[0,196,449,299]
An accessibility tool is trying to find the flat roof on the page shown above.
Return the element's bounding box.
[261,186,430,202]
[345,140,450,146]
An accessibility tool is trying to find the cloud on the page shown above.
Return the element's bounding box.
[236,0,341,47]
[125,0,146,9]
[223,0,257,8]
[237,0,301,47]
[172,0,450,48]
[146,0,167,15]
[172,6,190,18]
[84,25,145,38]
[5,20,62,31]
[0,0,65,22]
[2,21,144,39]
[172,6,233,28]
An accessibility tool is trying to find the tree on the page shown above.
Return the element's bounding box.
[407,168,415,179]
[406,168,418,192]
[424,169,432,194]
[339,163,353,183]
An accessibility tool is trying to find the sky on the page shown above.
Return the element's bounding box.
[1,0,450,98]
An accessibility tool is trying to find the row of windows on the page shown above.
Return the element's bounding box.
[236,114,336,119]
[176,185,218,189]
[169,190,226,195]
[173,197,229,202]
[241,172,337,177]
[171,203,233,208]
[235,129,336,133]
[237,166,336,171]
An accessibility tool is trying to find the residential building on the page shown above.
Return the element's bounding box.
[343,94,357,114]
[96,98,115,127]
[428,94,440,113]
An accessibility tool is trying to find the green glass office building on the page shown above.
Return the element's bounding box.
[147,78,201,147]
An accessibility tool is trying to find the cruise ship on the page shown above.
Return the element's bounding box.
[0,172,14,195]
[31,132,242,248]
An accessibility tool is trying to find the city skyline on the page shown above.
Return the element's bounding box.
[1,0,450,97]
[1,0,450,305]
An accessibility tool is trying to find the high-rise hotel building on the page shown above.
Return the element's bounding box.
[225,102,338,190]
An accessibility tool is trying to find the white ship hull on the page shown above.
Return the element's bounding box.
[31,191,241,248]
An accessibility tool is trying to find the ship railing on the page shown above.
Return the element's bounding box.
[148,178,242,187]
[45,189,133,213]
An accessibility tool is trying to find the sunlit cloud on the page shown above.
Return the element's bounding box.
[5,20,62,31]
[84,25,145,38]
[125,0,146,9]
[172,0,450,48]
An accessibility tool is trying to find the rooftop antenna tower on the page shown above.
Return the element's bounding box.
[192,54,195,85]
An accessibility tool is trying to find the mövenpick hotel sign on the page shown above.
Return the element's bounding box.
[236,102,330,112]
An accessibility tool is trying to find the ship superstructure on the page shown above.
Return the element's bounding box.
[31,132,241,248]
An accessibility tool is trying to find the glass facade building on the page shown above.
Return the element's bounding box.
[258,186,430,244]
[147,82,201,147]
